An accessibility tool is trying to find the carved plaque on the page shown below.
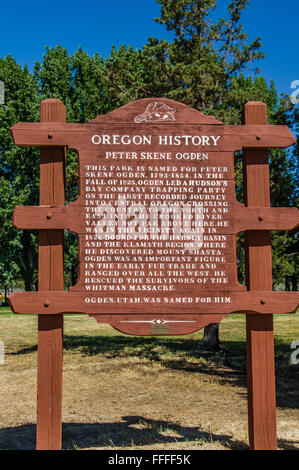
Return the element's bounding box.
[9,98,299,334]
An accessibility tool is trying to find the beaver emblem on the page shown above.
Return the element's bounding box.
[134,101,176,123]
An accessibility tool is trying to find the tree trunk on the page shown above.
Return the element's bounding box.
[285,275,298,291]
[24,275,35,291]
[201,323,220,350]
[292,276,297,291]
[71,262,78,286]
[285,276,291,291]
[19,232,37,291]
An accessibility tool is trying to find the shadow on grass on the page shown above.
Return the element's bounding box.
[1,416,298,450]
[10,345,37,355]
[0,416,248,450]
[10,335,299,409]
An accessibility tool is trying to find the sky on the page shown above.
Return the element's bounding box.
[0,0,298,98]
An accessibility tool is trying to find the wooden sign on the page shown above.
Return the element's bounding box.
[6,98,299,451]
[9,98,299,335]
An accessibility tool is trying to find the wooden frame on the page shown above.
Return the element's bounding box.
[243,102,277,450]
[7,98,299,450]
[36,100,65,450]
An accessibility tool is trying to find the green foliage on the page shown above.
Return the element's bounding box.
[141,0,264,111]
[103,45,152,109]
[0,56,40,290]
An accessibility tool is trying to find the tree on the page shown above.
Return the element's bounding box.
[272,104,299,292]
[143,0,282,349]
[141,0,263,108]
[0,56,40,291]
[0,1,297,331]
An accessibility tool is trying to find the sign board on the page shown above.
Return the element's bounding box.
[6,98,299,450]
[9,98,299,335]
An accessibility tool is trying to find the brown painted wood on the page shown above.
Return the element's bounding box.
[6,97,299,451]
[36,99,66,450]
[243,101,277,450]
[89,314,227,336]
[90,98,224,124]
[8,290,299,315]
[9,98,298,330]
[12,204,299,233]
[9,96,295,153]
[10,121,295,152]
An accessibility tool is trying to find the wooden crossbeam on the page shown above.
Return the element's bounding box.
[36,99,66,451]
[10,122,296,151]
[12,204,299,234]
[8,290,299,315]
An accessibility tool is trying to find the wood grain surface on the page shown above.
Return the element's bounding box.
[36,99,65,450]
[13,204,299,233]
[9,290,299,315]
[243,101,277,450]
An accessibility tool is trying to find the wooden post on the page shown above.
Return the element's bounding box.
[243,102,277,450]
[37,99,66,450]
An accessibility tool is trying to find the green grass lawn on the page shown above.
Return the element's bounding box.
[1,304,298,368]
[0,305,13,315]
[0,305,298,450]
